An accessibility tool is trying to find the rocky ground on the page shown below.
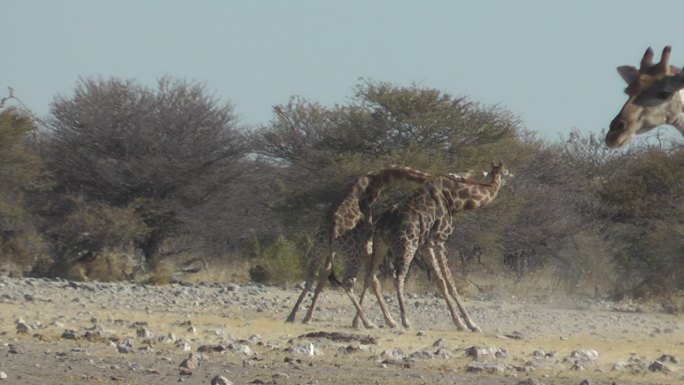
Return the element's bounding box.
[0,275,682,385]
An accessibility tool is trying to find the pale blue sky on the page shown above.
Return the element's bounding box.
[2,1,683,140]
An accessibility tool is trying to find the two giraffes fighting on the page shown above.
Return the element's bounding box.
[286,45,684,332]
[286,163,510,332]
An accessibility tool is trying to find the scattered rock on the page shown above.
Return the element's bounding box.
[465,346,507,360]
[570,350,599,362]
[61,330,78,340]
[228,342,256,356]
[612,356,650,373]
[247,334,262,344]
[380,348,405,361]
[285,343,317,356]
[298,331,377,345]
[156,333,176,344]
[179,353,199,369]
[176,340,192,352]
[283,356,302,365]
[466,361,515,375]
[224,283,239,292]
[338,343,371,354]
[211,375,234,385]
[198,344,227,353]
[500,331,523,340]
[136,327,153,339]
[0,371,7,380]
[117,339,134,354]
[433,348,452,359]
[648,360,670,372]
[657,354,678,364]
[408,349,433,360]
[15,320,31,334]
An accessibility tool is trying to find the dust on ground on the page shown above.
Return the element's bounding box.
[0,276,682,385]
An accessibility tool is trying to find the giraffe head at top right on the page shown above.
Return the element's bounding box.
[607,46,684,148]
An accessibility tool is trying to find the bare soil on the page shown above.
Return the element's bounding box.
[0,276,682,385]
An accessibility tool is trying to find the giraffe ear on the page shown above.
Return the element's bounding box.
[617,66,640,85]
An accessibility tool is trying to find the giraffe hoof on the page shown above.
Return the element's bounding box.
[352,318,361,329]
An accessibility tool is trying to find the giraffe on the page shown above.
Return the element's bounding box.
[607,46,684,148]
[285,166,432,328]
[354,162,510,331]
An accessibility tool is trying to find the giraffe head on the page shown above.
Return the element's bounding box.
[483,161,511,186]
[607,46,684,148]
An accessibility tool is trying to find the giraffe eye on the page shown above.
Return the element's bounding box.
[657,91,673,99]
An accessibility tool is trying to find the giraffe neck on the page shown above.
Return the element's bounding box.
[441,173,503,213]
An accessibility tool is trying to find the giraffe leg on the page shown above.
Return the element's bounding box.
[342,236,377,329]
[301,250,335,324]
[351,272,372,329]
[287,251,322,323]
[371,274,397,328]
[288,236,330,323]
[353,239,395,328]
[436,250,482,332]
[286,279,313,323]
[351,287,367,329]
[352,273,396,328]
[394,243,418,329]
[424,245,467,331]
[302,271,327,324]
[344,277,377,329]
[395,270,412,329]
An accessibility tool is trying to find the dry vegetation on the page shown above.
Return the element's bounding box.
[1,274,682,385]
[1,79,682,317]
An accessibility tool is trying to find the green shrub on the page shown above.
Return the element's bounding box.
[248,235,305,285]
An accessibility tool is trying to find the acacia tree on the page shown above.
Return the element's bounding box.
[42,77,249,266]
[254,80,521,234]
[0,106,49,268]
[598,146,684,297]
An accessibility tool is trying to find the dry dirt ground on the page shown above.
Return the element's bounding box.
[0,276,682,385]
